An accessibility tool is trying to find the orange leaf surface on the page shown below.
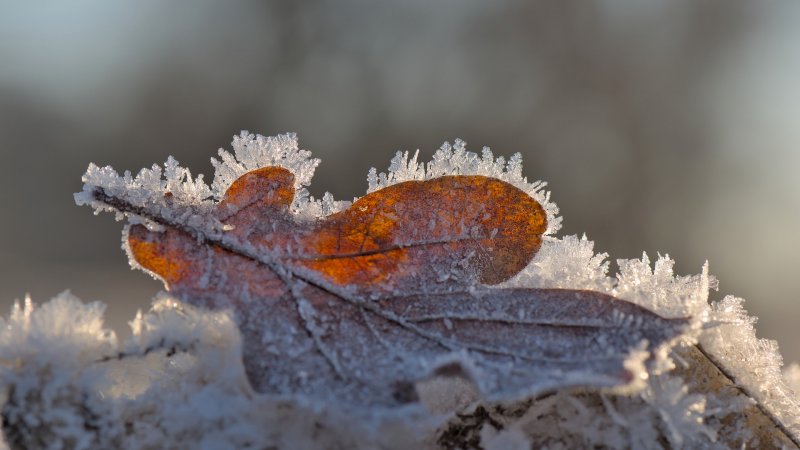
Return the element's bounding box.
[77,135,688,409]
[130,168,546,296]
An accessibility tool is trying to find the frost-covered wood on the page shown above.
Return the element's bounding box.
[1,133,798,449]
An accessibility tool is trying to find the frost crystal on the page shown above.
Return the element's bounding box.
[0,293,121,449]
[501,234,613,292]
[367,140,562,234]
[700,296,800,437]
[75,132,342,232]
[504,236,711,320]
[210,131,325,216]
[211,132,317,194]
[0,293,434,449]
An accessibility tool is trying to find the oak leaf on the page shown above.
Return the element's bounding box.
[76,133,688,409]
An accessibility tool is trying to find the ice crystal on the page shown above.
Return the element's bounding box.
[210,132,318,195]
[501,234,613,292]
[505,236,711,321]
[449,374,717,449]
[367,140,562,234]
[210,131,327,217]
[0,293,122,450]
[0,293,436,450]
[700,296,800,437]
[74,131,335,232]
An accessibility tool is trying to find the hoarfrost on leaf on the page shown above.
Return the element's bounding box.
[208,131,345,220]
[73,133,689,410]
[699,295,800,438]
[0,293,439,449]
[501,234,613,292]
[2,132,798,449]
[210,131,319,195]
[367,139,562,235]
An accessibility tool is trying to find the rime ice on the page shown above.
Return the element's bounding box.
[367,140,561,235]
[1,133,797,448]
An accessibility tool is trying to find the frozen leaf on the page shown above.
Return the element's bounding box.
[75,132,688,409]
[2,132,795,448]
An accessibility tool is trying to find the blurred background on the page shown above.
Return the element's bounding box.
[1,1,798,362]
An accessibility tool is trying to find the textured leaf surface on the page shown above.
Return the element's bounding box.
[78,139,688,409]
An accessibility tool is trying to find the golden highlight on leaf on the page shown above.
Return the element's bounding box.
[129,169,547,291]
[306,175,546,287]
[220,166,295,213]
[128,227,195,286]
